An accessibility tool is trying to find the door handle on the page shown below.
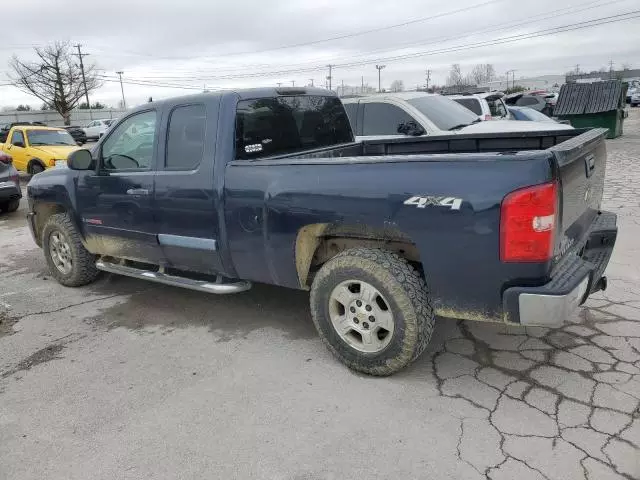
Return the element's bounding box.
[126,188,149,196]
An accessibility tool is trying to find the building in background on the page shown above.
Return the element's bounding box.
[566,69,640,85]
[481,74,565,92]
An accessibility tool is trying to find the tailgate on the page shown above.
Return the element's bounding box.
[549,128,609,259]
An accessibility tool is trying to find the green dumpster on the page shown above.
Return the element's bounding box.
[554,80,627,139]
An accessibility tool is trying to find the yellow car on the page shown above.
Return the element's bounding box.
[0,126,81,174]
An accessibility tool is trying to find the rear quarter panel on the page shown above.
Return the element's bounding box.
[224,153,556,321]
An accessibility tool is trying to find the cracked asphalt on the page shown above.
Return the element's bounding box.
[1,112,640,480]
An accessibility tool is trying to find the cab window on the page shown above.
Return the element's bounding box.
[235,95,353,160]
[362,103,417,136]
[10,130,25,146]
[101,111,157,171]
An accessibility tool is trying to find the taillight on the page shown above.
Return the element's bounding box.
[484,114,492,121]
[500,182,557,262]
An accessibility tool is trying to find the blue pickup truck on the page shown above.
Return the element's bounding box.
[26,87,617,375]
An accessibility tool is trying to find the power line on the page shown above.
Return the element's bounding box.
[98,10,640,85]
[88,0,506,62]
[101,0,628,81]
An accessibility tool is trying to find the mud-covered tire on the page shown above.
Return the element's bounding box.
[0,199,20,213]
[42,213,99,287]
[310,248,434,376]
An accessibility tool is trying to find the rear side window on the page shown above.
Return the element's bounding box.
[452,98,482,116]
[362,103,417,136]
[165,104,206,170]
[235,95,353,160]
[517,97,539,107]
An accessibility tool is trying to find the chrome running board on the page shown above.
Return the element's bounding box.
[96,259,251,294]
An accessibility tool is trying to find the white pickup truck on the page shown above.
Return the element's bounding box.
[342,92,573,141]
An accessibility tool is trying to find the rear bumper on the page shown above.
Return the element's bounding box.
[503,211,617,326]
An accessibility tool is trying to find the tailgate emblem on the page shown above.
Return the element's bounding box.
[584,154,595,178]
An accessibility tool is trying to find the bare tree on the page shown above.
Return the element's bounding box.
[390,80,404,92]
[447,64,464,86]
[9,41,102,125]
[621,63,632,71]
[469,64,496,85]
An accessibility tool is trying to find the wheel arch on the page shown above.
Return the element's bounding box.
[27,158,46,173]
[32,202,69,246]
[295,223,422,288]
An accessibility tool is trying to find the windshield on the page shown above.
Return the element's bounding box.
[407,95,478,130]
[27,129,77,146]
[452,98,482,116]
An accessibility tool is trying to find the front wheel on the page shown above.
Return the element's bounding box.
[310,248,434,376]
[42,213,100,287]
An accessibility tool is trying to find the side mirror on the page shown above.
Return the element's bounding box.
[67,149,93,170]
[76,141,83,147]
[13,141,24,148]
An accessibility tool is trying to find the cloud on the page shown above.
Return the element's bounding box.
[1,0,639,107]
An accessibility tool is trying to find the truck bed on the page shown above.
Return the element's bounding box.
[269,127,595,162]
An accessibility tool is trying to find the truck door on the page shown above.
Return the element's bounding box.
[75,109,163,263]
[153,101,224,275]
[5,129,28,172]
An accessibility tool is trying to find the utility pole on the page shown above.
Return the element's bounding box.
[505,70,516,90]
[291,80,295,87]
[375,64,386,93]
[425,69,431,90]
[309,79,314,87]
[73,44,92,119]
[326,64,333,90]
[277,82,282,87]
[341,79,344,96]
[116,71,126,109]
[609,60,614,79]
[361,76,364,93]
[575,64,580,75]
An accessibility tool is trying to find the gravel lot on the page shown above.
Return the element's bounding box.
[1,112,639,480]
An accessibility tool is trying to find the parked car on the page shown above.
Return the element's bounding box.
[448,92,510,121]
[342,92,572,141]
[26,87,616,376]
[508,106,557,122]
[83,119,114,140]
[630,89,640,107]
[0,122,46,143]
[0,151,21,213]
[0,126,81,174]
[505,92,556,115]
[64,126,87,145]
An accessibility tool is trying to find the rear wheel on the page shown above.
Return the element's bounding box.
[310,248,434,376]
[42,213,99,287]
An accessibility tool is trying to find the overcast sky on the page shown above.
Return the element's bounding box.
[1,0,639,109]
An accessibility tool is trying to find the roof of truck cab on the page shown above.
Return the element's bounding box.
[142,87,338,109]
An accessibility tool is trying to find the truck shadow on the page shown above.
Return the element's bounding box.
[86,273,317,342]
